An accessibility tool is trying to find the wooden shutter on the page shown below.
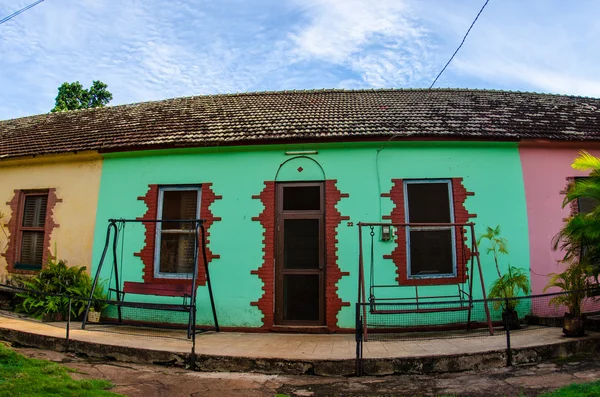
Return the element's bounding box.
[180,191,198,219]
[158,189,199,274]
[19,194,48,266]
[22,196,47,228]
[20,232,45,265]
[178,190,197,273]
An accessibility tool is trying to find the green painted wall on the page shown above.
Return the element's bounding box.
[92,141,530,329]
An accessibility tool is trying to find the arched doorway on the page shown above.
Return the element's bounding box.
[275,157,326,325]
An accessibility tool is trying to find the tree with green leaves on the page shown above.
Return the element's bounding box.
[553,150,600,281]
[51,80,113,112]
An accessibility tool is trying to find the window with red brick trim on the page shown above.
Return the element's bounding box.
[563,177,598,217]
[18,193,48,269]
[126,183,221,294]
[3,188,61,274]
[383,178,475,286]
[154,186,201,278]
[404,180,456,278]
[574,177,598,214]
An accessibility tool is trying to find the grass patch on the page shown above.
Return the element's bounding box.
[0,342,122,397]
[538,380,600,396]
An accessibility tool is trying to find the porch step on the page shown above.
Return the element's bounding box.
[271,325,332,334]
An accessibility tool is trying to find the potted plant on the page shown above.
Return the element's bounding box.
[547,151,600,336]
[479,226,530,329]
[488,266,530,329]
[87,307,101,323]
[16,252,107,321]
[67,279,108,321]
[84,289,108,324]
[544,261,591,336]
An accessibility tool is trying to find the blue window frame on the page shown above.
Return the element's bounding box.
[153,186,202,279]
[403,179,457,279]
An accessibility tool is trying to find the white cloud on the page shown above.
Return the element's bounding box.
[2,0,600,120]
[288,0,437,87]
[0,0,297,118]
[423,0,600,96]
[454,58,600,97]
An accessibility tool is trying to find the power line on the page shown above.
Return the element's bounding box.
[429,0,491,89]
[0,0,45,26]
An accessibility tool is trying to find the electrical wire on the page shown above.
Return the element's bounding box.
[376,0,492,217]
[429,0,491,89]
[0,0,45,26]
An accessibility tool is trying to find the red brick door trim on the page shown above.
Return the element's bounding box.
[251,180,350,331]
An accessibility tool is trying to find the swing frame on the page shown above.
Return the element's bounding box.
[357,222,493,339]
[81,218,219,340]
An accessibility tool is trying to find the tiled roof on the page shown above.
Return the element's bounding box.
[1,88,600,160]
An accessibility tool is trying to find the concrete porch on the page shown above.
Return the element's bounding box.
[1,312,599,376]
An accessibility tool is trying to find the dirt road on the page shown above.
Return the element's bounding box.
[10,345,600,397]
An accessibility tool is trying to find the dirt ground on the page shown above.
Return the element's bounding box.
[8,344,600,397]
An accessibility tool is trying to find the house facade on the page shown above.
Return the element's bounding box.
[0,153,102,282]
[1,89,599,331]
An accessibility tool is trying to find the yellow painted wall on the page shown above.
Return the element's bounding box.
[0,152,102,282]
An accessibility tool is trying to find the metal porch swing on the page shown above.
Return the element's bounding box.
[357,222,493,340]
[81,218,219,340]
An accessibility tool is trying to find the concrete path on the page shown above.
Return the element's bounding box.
[0,312,590,359]
[2,312,600,376]
[9,343,600,397]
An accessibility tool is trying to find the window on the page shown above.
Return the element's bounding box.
[404,180,456,278]
[17,192,49,269]
[578,196,597,214]
[154,187,201,278]
[574,177,598,214]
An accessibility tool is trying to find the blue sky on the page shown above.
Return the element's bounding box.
[1,0,599,120]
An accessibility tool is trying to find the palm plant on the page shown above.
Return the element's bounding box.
[543,261,591,317]
[488,266,530,311]
[478,225,508,279]
[553,151,600,280]
[479,226,530,312]
[548,151,600,336]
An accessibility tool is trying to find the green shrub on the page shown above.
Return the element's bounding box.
[16,257,106,319]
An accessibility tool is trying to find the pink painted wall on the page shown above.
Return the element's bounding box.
[520,144,600,314]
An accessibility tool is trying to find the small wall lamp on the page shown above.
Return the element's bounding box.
[381,225,395,242]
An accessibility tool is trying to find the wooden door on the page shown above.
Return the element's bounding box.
[275,182,325,325]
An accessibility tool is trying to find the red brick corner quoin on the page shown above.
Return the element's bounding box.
[324,180,351,330]
[382,178,476,286]
[563,177,579,218]
[4,188,61,274]
[250,180,350,331]
[250,182,276,329]
[133,183,221,287]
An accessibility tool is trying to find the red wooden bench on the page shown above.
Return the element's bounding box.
[123,282,192,297]
[106,282,195,312]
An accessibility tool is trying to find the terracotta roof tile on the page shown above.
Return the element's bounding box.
[1,88,600,159]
